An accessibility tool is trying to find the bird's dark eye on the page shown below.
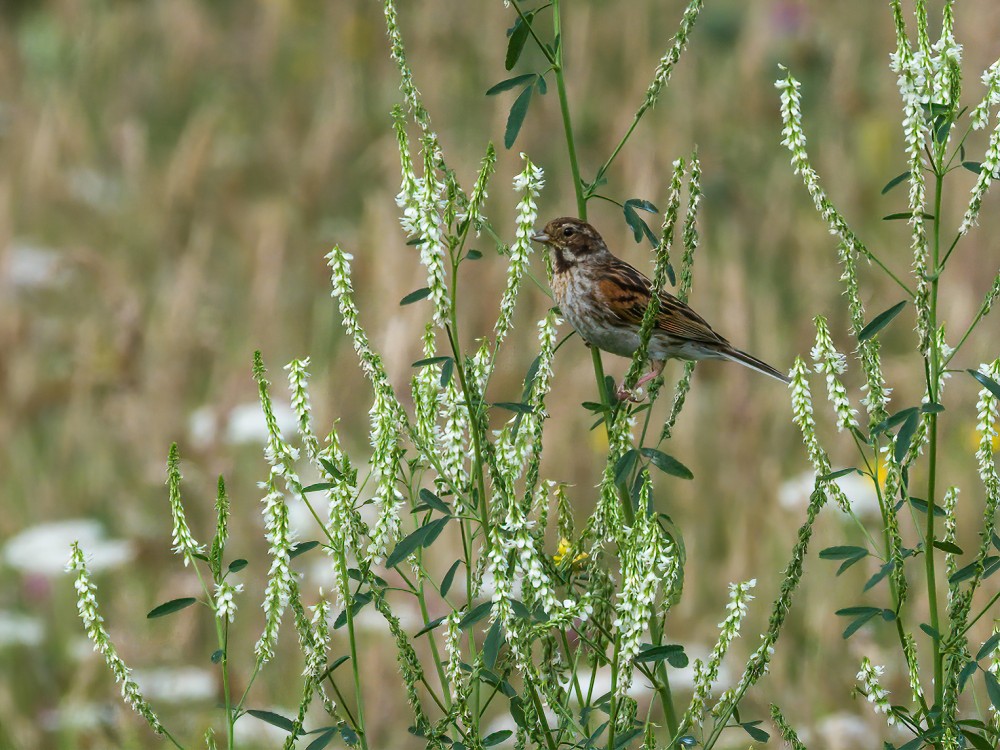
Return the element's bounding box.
[562,226,575,237]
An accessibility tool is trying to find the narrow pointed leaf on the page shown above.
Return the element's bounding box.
[969,369,1000,400]
[400,287,431,306]
[486,73,537,96]
[894,409,920,463]
[640,448,693,479]
[858,301,907,342]
[147,597,197,619]
[880,171,911,194]
[247,709,296,733]
[505,13,533,70]
[504,85,533,149]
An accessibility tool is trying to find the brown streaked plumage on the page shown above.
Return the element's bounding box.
[532,217,790,398]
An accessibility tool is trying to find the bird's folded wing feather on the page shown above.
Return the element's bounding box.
[598,257,728,345]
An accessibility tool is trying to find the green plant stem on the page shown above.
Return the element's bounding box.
[648,617,679,737]
[926,169,945,718]
[551,0,586,219]
[342,561,369,749]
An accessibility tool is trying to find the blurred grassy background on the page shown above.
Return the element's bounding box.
[1,0,999,747]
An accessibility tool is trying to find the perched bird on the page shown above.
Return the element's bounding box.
[532,217,790,399]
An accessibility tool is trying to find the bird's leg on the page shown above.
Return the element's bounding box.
[616,360,666,402]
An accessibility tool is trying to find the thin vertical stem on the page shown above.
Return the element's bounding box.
[551,0,586,219]
[926,168,945,715]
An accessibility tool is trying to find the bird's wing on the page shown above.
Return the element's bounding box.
[598,256,728,345]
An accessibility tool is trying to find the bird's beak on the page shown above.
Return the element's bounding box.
[531,231,550,244]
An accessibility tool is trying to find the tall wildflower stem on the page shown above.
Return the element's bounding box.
[925,168,945,712]
[551,0,587,219]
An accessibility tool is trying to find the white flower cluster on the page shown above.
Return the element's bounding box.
[811,316,858,432]
[496,154,544,343]
[640,0,704,113]
[366,388,404,565]
[166,446,205,567]
[942,486,960,590]
[67,542,164,734]
[971,59,1000,131]
[613,478,680,698]
[902,633,925,706]
[285,358,318,459]
[975,359,1000,500]
[856,657,895,725]
[789,357,850,512]
[444,610,465,702]
[686,579,756,728]
[318,430,360,610]
[255,485,294,663]
[214,581,243,623]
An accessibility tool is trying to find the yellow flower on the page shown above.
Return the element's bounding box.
[553,538,588,570]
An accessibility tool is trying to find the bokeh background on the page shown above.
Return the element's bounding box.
[2,0,999,747]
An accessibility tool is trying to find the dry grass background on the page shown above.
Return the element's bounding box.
[1,0,999,747]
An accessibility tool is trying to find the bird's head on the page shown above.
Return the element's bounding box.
[531,217,608,270]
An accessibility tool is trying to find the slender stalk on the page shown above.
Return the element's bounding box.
[551,0,587,219]
[925,168,945,718]
[341,560,369,749]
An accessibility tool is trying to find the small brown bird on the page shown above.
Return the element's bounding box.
[532,217,790,399]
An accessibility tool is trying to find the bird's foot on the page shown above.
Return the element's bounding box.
[615,382,645,403]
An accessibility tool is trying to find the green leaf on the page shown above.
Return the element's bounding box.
[864,561,894,592]
[304,729,337,750]
[493,401,533,414]
[487,73,537,95]
[504,84,533,149]
[882,211,935,221]
[623,198,659,247]
[835,605,882,617]
[962,730,995,750]
[290,540,320,560]
[880,171,911,194]
[334,591,373,629]
[465,249,483,260]
[505,12,533,70]
[635,644,688,668]
[932,540,963,555]
[921,402,945,414]
[819,545,867,560]
[459,601,492,629]
[614,449,639,487]
[894,409,920,463]
[340,724,359,746]
[950,559,981,585]
[908,496,946,516]
[820,467,859,481]
[640,448,693,480]
[302,482,338,493]
[740,722,770,743]
[969,369,1000,400]
[412,356,452,368]
[210,648,224,664]
[418,488,450,514]
[415,616,446,637]
[858,301,907,342]
[228,558,248,573]
[247,709,295,733]
[483,619,504,671]
[386,521,446,569]
[440,559,462,598]
[399,287,431,306]
[484,730,513,747]
[841,610,879,639]
[440,358,454,388]
[420,516,451,549]
[920,623,941,641]
[147,597,197,619]
[962,160,983,175]
[977,633,1000,661]
[985,670,1000,711]
[959,660,979,691]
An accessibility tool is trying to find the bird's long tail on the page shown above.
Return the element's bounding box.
[719,347,791,384]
